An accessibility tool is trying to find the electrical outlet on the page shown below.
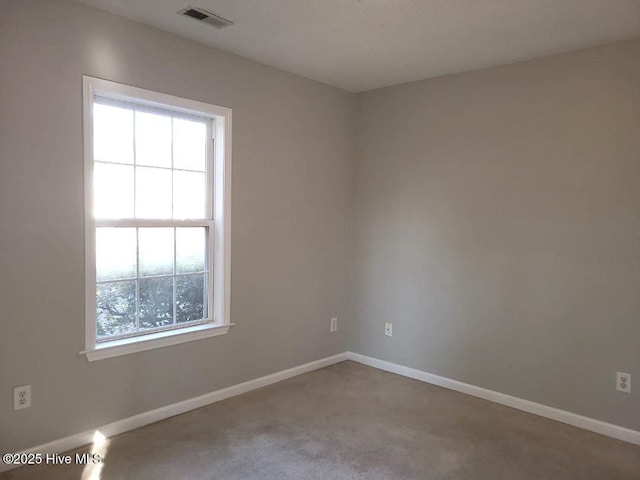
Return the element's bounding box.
[616,372,631,394]
[330,317,338,332]
[14,385,31,410]
[384,322,393,337]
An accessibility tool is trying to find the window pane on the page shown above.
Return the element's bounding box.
[139,277,174,329]
[93,103,133,164]
[176,227,206,274]
[173,170,205,219]
[173,118,206,171]
[96,280,136,338]
[135,111,171,168]
[139,227,174,277]
[94,163,134,219]
[96,228,136,281]
[136,166,172,218]
[176,274,205,323]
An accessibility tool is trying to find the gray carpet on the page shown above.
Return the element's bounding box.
[3,361,640,479]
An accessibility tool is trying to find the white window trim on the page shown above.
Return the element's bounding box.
[82,76,232,361]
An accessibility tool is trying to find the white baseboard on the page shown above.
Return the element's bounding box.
[0,352,348,474]
[346,351,640,447]
[4,350,638,474]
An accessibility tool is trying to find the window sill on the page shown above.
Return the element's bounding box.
[83,323,233,362]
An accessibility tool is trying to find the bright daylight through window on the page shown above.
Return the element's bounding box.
[94,101,210,337]
[83,77,231,361]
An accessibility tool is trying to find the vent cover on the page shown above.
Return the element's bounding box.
[178,6,234,29]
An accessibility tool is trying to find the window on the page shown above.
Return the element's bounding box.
[83,77,231,361]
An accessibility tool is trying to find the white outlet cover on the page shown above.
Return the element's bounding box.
[385,322,393,337]
[616,372,631,393]
[14,384,31,410]
[330,317,338,332]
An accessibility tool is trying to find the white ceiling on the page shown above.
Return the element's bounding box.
[76,0,640,92]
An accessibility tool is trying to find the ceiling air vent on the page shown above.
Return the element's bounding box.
[178,6,234,29]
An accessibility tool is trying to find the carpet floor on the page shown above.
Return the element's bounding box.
[3,361,640,479]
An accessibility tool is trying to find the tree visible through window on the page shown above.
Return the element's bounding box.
[92,100,213,341]
[83,77,231,361]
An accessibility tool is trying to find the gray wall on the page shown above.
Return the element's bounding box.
[353,39,640,431]
[2,0,640,455]
[0,0,355,452]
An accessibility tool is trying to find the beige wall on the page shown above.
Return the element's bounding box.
[0,0,355,452]
[353,38,640,430]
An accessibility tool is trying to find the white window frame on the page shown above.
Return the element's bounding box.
[82,76,232,361]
